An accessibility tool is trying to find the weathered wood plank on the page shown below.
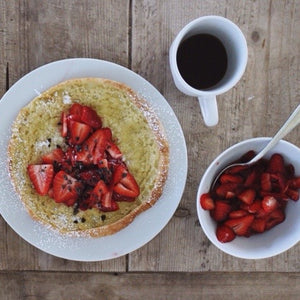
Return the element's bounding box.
[0,0,130,271]
[129,0,300,271]
[1,271,300,300]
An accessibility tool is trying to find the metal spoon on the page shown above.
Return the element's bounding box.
[211,104,300,190]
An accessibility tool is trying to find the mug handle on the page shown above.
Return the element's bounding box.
[198,95,219,127]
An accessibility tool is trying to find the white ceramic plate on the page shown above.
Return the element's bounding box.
[0,58,187,261]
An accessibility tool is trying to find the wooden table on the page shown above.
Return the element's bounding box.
[1,1,300,299]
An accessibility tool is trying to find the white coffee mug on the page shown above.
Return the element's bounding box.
[169,16,248,126]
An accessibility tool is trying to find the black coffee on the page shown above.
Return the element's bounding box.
[176,34,228,90]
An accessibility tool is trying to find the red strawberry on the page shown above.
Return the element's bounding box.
[86,180,119,211]
[290,177,300,189]
[112,165,140,198]
[239,150,256,163]
[61,112,68,137]
[75,128,109,164]
[27,164,54,196]
[270,173,288,193]
[52,171,83,205]
[210,201,231,222]
[106,141,122,159]
[260,191,290,201]
[262,195,278,213]
[215,183,239,198]
[200,193,215,210]
[68,103,102,129]
[226,165,248,175]
[219,174,243,184]
[251,218,267,233]
[216,224,236,243]
[69,103,83,116]
[224,191,236,199]
[238,189,256,205]
[224,214,254,236]
[265,208,285,230]
[68,120,92,145]
[247,200,262,214]
[244,170,257,187]
[268,153,285,174]
[81,105,102,129]
[42,148,65,164]
[79,167,112,186]
[286,188,299,201]
[260,173,272,191]
[229,210,248,219]
[100,191,119,212]
[285,164,295,179]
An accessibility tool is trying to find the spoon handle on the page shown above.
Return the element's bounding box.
[249,104,300,163]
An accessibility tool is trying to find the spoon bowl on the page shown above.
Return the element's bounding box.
[197,137,300,259]
[211,104,300,190]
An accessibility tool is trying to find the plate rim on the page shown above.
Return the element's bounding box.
[0,58,188,261]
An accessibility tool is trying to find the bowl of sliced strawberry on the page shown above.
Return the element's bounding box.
[197,137,300,259]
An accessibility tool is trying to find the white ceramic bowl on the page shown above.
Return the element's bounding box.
[196,137,300,259]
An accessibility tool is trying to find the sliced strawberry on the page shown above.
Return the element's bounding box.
[285,164,295,179]
[216,224,236,243]
[229,210,248,219]
[42,148,65,164]
[80,105,102,129]
[61,112,68,137]
[85,180,118,211]
[85,180,105,207]
[101,191,119,211]
[239,150,256,163]
[256,207,270,219]
[270,173,288,193]
[268,153,285,174]
[106,141,122,159]
[286,188,299,201]
[262,195,278,213]
[112,192,135,202]
[52,170,83,204]
[265,208,285,230]
[251,217,267,233]
[224,214,254,236]
[244,170,257,187]
[290,177,300,189]
[210,201,231,222]
[112,165,140,198]
[27,164,54,196]
[260,191,290,201]
[200,193,215,210]
[219,174,243,184]
[225,191,236,199]
[226,165,248,175]
[68,120,92,145]
[260,173,272,192]
[238,189,256,205]
[215,183,239,198]
[69,103,83,116]
[78,167,112,186]
[75,129,109,164]
[48,187,54,198]
[247,200,262,214]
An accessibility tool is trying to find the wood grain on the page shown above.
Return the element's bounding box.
[0,0,300,297]
[0,0,130,272]
[1,271,300,300]
[129,0,300,271]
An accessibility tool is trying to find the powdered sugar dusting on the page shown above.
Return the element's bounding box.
[1,59,187,261]
[35,140,50,149]
[63,91,72,104]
